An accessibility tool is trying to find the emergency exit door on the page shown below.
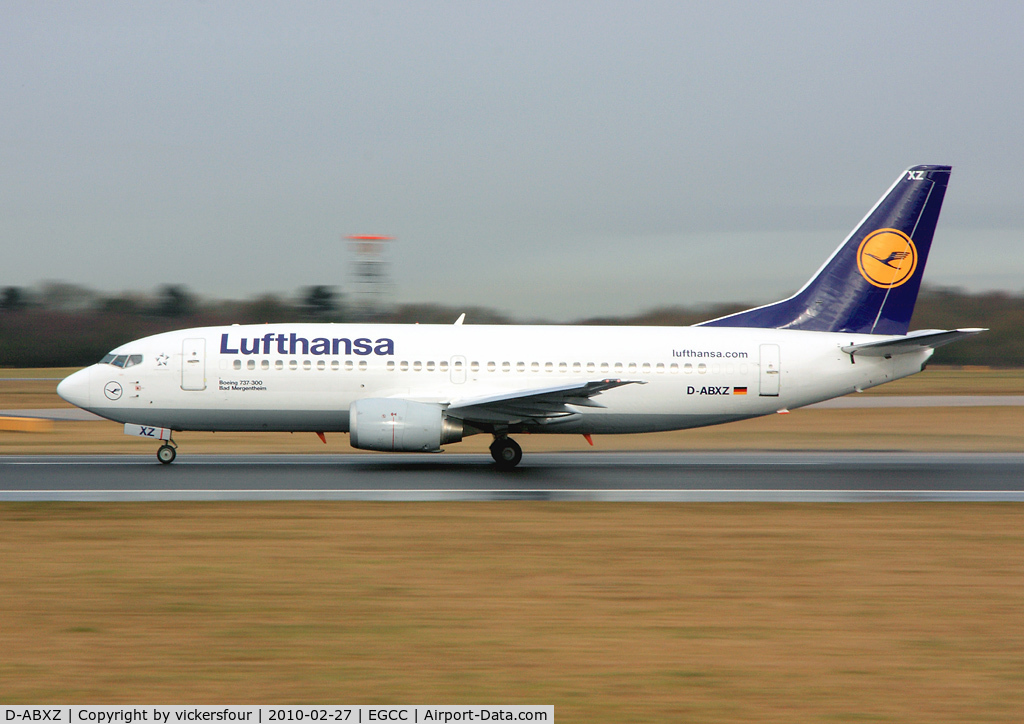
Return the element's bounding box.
[759,344,780,396]
[181,338,207,391]
[450,355,467,384]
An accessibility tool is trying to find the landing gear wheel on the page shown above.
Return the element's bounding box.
[490,437,523,470]
[157,444,176,465]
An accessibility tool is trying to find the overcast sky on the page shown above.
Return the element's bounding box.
[2,1,1022,320]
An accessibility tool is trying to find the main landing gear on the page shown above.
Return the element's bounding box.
[489,436,522,470]
[157,438,178,465]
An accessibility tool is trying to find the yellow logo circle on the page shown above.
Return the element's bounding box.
[857,229,918,288]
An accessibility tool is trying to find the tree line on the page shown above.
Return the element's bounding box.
[1,283,1021,368]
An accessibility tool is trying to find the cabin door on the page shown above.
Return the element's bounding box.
[759,344,780,396]
[181,338,207,391]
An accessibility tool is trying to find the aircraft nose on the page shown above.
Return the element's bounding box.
[56,367,92,409]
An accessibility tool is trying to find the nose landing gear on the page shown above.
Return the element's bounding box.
[489,436,522,470]
[157,438,178,465]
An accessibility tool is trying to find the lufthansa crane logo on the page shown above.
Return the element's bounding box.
[857,228,918,289]
[104,381,123,400]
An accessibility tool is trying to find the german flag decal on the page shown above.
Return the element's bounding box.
[733,386,748,395]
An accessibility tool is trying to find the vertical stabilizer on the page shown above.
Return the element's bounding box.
[700,165,951,335]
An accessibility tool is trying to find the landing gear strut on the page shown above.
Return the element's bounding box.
[157,438,178,465]
[489,436,522,470]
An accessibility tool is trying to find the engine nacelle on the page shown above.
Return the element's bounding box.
[349,398,464,452]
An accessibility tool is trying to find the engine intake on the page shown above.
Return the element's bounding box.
[349,398,463,452]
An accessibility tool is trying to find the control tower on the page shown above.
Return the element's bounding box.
[347,235,393,321]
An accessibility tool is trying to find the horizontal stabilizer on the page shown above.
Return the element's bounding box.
[841,328,986,357]
[449,379,643,424]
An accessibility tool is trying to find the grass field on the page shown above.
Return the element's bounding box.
[1,503,1022,722]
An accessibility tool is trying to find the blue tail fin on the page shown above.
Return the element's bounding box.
[700,165,951,335]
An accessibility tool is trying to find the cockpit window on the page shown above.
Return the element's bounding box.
[101,353,144,368]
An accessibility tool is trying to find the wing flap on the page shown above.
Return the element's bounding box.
[448,379,643,425]
[841,328,986,357]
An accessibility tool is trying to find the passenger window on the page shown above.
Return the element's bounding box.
[247,360,256,370]
[531,362,540,372]
[586,362,595,373]
[544,362,553,372]
[628,363,637,372]
[303,360,312,370]
[400,361,409,371]
[414,361,422,372]
[656,363,664,373]
[502,362,510,372]
[345,360,354,371]
[517,362,526,372]
[276,360,284,370]
[670,363,679,374]
[317,360,325,371]
[387,361,395,371]
[698,363,707,374]
[440,361,449,372]
[614,363,623,373]
[558,362,567,373]
[261,360,270,370]
[358,360,367,371]
[486,361,496,372]
[470,361,480,373]
[641,363,650,373]
[233,360,242,370]
[290,360,298,370]
[572,362,581,373]
[427,361,435,371]
[684,363,693,374]
[600,362,609,373]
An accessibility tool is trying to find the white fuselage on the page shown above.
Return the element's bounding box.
[57,323,930,436]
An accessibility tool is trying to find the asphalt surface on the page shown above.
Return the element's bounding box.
[2,452,1023,501]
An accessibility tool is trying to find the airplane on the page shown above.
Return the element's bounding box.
[57,165,983,468]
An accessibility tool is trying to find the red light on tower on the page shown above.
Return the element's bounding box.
[348,234,393,255]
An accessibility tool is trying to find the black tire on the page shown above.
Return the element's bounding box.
[157,444,176,465]
[491,438,522,470]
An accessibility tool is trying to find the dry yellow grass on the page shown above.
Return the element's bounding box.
[0,503,1021,722]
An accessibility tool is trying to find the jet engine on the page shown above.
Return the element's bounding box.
[349,398,464,452]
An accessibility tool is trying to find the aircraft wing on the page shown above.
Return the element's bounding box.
[841,328,986,357]
[447,379,643,425]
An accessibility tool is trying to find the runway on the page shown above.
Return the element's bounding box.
[2,452,1023,501]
